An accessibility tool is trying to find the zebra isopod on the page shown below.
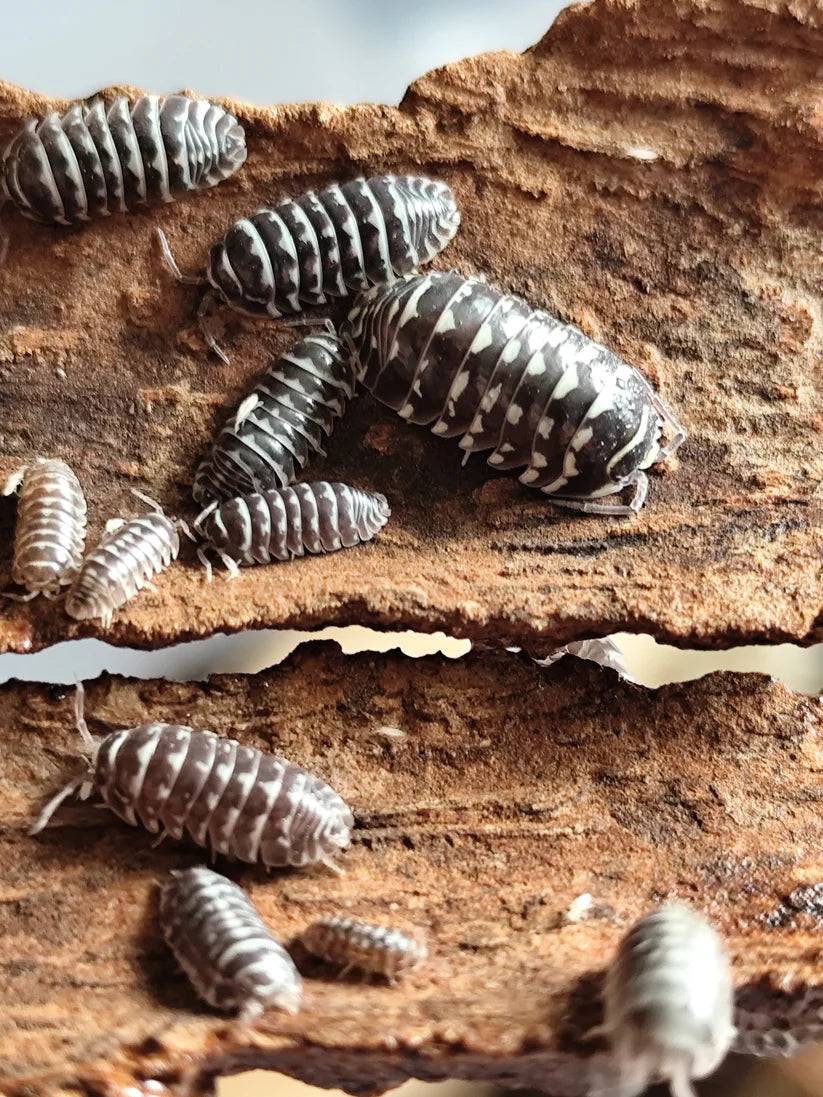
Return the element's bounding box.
[2,458,86,599]
[160,867,302,1020]
[299,916,426,984]
[30,684,353,872]
[340,271,686,515]
[64,495,181,628]
[600,904,735,1097]
[2,94,245,226]
[193,482,391,578]
[206,174,460,318]
[192,333,357,504]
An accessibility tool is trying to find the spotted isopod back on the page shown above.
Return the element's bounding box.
[192,333,357,504]
[160,867,301,1020]
[65,505,180,627]
[206,174,460,319]
[3,458,86,597]
[2,94,245,225]
[299,916,426,983]
[600,904,735,1097]
[194,481,390,576]
[340,271,685,515]
[30,686,354,871]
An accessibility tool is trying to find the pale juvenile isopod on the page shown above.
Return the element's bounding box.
[598,904,735,1097]
[2,95,245,227]
[157,174,460,361]
[299,916,426,984]
[340,271,686,515]
[30,684,353,872]
[193,482,391,579]
[160,867,302,1020]
[2,458,86,599]
[192,333,357,504]
[64,494,182,627]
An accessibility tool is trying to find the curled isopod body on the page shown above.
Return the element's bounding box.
[204,174,460,319]
[299,916,426,983]
[600,904,735,1097]
[340,271,686,515]
[2,95,245,226]
[194,482,390,578]
[30,684,353,872]
[192,333,357,503]
[160,867,302,1020]
[2,458,86,598]
[65,497,180,627]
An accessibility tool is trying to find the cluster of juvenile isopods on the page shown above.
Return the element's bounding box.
[31,683,427,1018]
[2,82,688,619]
[1,88,743,1097]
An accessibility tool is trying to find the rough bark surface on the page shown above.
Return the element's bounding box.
[2,0,823,654]
[3,645,823,1096]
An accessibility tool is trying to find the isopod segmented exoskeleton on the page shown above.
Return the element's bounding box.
[2,95,245,227]
[299,916,426,984]
[2,458,86,599]
[598,904,735,1097]
[64,494,182,628]
[192,333,357,504]
[160,867,302,1020]
[340,271,686,515]
[193,481,390,579]
[30,684,353,872]
[157,174,460,362]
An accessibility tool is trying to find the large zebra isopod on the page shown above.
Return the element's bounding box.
[160,867,302,1020]
[64,494,181,627]
[29,684,353,872]
[2,94,245,226]
[192,333,357,504]
[340,271,686,515]
[193,482,390,578]
[299,916,426,984]
[600,904,735,1097]
[2,458,86,598]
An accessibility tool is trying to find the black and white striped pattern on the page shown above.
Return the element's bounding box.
[299,917,426,984]
[3,458,86,598]
[194,482,390,576]
[206,174,460,319]
[192,333,357,504]
[160,867,302,1020]
[30,685,353,871]
[341,271,686,515]
[65,508,179,627]
[601,905,735,1097]
[2,95,245,225]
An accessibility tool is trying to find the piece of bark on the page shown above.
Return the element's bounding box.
[2,644,823,1096]
[3,0,823,655]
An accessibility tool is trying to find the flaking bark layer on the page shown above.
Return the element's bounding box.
[2,645,823,1095]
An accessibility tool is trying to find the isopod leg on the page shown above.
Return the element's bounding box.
[1,589,39,602]
[280,316,337,337]
[74,682,96,750]
[549,472,648,517]
[218,551,241,580]
[193,501,218,538]
[196,546,214,583]
[651,391,687,459]
[28,774,86,835]
[155,227,207,286]
[198,292,231,366]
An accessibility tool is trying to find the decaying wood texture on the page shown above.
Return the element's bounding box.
[2,0,823,654]
[3,644,823,1096]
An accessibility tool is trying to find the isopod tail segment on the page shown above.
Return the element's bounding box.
[29,683,98,835]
